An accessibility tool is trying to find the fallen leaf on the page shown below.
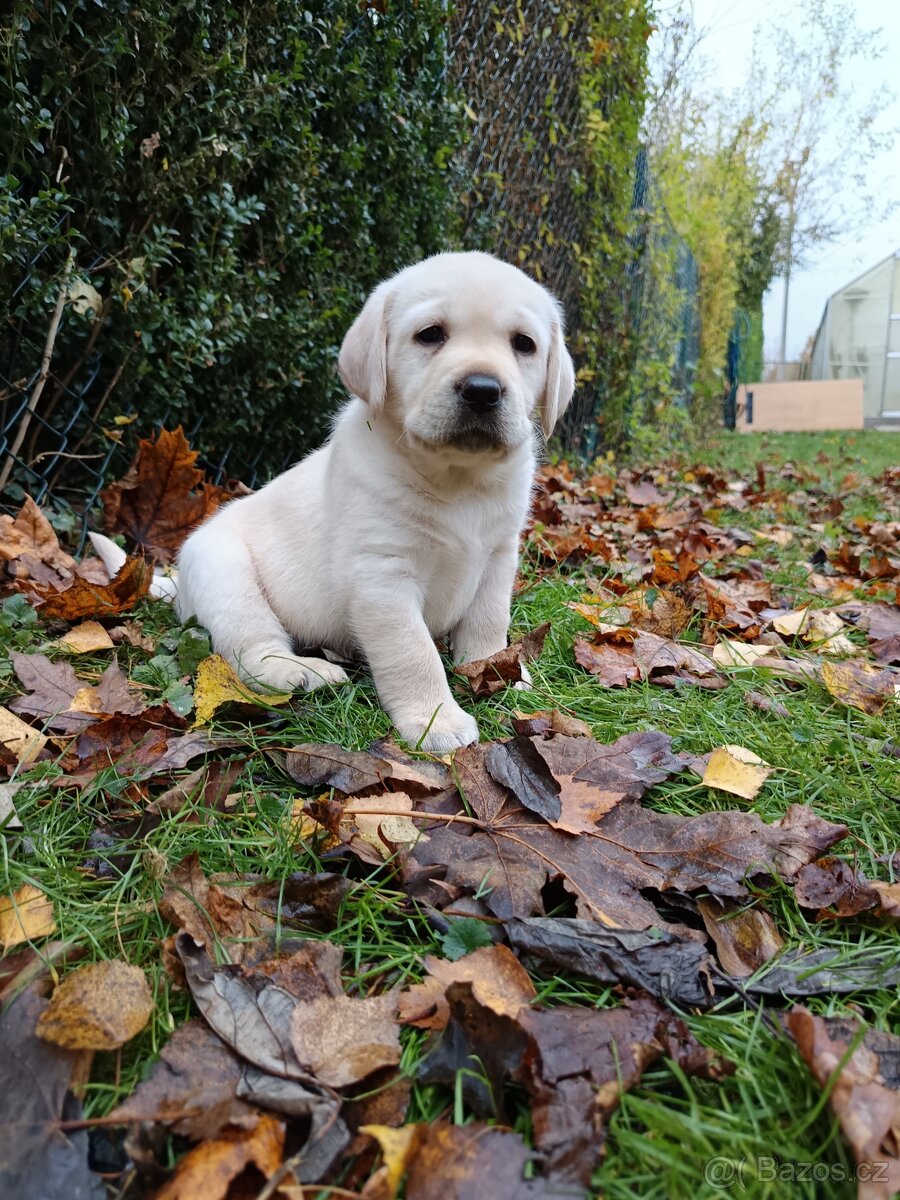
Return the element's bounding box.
[398,944,536,1031]
[159,854,350,966]
[108,619,156,651]
[485,729,687,834]
[786,1008,900,1200]
[108,1019,259,1139]
[419,986,726,1187]
[632,630,725,688]
[170,935,352,1171]
[26,554,151,619]
[625,587,693,638]
[100,426,232,563]
[175,933,323,1080]
[402,1122,554,1200]
[9,651,146,734]
[696,575,770,638]
[153,1112,284,1200]
[696,898,784,977]
[744,690,790,718]
[193,654,292,724]
[794,857,900,920]
[58,621,115,653]
[821,659,898,714]
[346,793,427,859]
[291,991,401,1087]
[516,995,728,1184]
[455,623,549,695]
[505,917,714,1007]
[0,884,56,951]
[360,1124,421,1197]
[407,740,846,931]
[284,740,450,797]
[702,745,773,800]
[0,987,104,1200]
[511,709,592,738]
[36,960,153,1050]
[0,781,25,828]
[573,636,639,687]
[0,495,76,589]
[712,639,778,668]
[0,705,48,764]
[772,607,811,636]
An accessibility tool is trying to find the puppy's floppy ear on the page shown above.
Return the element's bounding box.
[540,312,576,438]
[338,281,392,415]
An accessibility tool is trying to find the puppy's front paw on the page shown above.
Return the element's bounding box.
[396,703,479,754]
[512,662,533,692]
[240,652,349,693]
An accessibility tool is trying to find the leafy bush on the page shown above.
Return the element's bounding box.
[2,0,463,474]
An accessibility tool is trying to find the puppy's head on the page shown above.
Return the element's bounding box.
[338,252,575,456]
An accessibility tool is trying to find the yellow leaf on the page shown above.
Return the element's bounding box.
[360,1124,422,1197]
[0,705,48,764]
[68,685,105,713]
[772,607,810,636]
[68,278,103,320]
[754,527,793,547]
[712,640,778,668]
[0,884,56,951]
[346,793,427,860]
[59,621,115,654]
[703,745,772,801]
[36,960,153,1050]
[822,660,898,715]
[192,654,292,725]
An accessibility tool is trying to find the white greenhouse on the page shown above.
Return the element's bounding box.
[808,250,900,425]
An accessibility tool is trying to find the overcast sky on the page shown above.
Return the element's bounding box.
[649,0,900,363]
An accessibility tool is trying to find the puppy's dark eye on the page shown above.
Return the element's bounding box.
[512,333,536,355]
[415,324,446,346]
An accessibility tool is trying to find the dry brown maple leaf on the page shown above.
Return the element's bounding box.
[456,623,550,696]
[573,636,639,687]
[9,652,145,733]
[406,738,847,930]
[101,426,231,563]
[0,495,76,589]
[25,554,151,619]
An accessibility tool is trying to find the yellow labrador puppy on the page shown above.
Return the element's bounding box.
[96,252,575,751]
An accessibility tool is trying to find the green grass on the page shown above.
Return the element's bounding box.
[2,429,899,1199]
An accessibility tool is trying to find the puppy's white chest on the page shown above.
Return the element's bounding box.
[415,505,505,633]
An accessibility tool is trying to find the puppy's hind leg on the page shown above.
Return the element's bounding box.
[177,525,347,693]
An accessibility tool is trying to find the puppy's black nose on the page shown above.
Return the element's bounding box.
[459,374,502,413]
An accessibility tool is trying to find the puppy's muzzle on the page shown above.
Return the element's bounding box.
[458,373,503,415]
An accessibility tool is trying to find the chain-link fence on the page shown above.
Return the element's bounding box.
[2,2,699,550]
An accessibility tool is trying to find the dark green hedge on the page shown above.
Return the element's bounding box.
[2,0,463,471]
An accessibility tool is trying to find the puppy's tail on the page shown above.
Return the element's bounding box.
[88,532,178,602]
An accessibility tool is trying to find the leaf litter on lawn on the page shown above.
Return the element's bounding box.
[2,445,899,1198]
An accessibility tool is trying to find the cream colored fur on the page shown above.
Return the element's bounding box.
[93,252,575,752]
